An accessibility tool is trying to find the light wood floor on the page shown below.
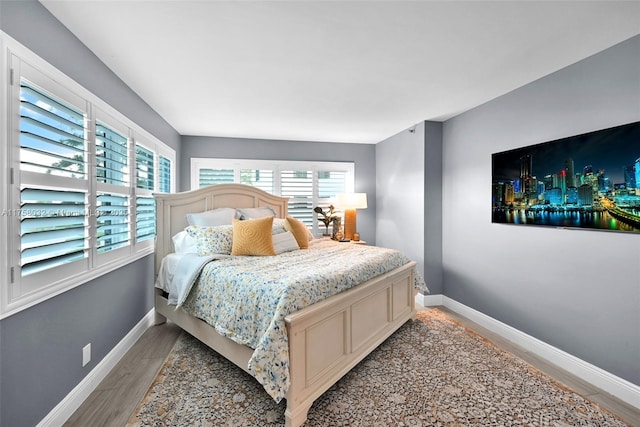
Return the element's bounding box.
[65,307,640,426]
[64,321,182,427]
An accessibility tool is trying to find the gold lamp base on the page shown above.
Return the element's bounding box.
[343,208,357,240]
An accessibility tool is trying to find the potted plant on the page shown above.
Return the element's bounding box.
[314,205,337,237]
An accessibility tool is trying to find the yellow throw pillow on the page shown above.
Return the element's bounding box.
[231,216,276,256]
[284,216,309,249]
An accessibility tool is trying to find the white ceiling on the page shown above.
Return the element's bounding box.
[40,1,640,144]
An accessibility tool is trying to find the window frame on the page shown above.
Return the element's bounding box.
[191,158,355,235]
[1,32,176,318]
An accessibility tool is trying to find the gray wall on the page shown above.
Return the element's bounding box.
[442,35,640,385]
[423,121,443,294]
[0,2,181,425]
[0,257,155,426]
[376,121,443,293]
[181,136,377,243]
[376,122,429,287]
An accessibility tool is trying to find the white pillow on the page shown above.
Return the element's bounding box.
[236,206,276,220]
[272,231,300,255]
[172,230,198,254]
[186,208,237,226]
[272,218,287,235]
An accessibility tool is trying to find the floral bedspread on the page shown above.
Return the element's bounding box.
[180,239,428,402]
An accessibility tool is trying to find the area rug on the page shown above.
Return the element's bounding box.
[128,309,629,426]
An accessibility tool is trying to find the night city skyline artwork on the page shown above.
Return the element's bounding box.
[492,121,640,234]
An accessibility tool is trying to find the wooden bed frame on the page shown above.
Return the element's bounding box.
[153,184,417,427]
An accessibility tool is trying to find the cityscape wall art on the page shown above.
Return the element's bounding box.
[492,121,640,234]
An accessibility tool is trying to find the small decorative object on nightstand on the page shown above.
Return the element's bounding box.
[331,217,342,240]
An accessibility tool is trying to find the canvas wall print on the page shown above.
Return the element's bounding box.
[492,121,640,233]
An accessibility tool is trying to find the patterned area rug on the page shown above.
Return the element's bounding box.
[128,309,629,426]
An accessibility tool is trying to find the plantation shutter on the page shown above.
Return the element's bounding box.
[192,160,354,234]
[199,168,234,187]
[135,144,155,190]
[96,193,129,253]
[318,170,346,200]
[315,170,347,232]
[19,81,86,179]
[18,80,89,277]
[20,189,87,276]
[281,170,313,226]
[134,143,156,246]
[96,123,128,186]
[136,196,156,242]
[94,117,131,256]
[159,156,172,193]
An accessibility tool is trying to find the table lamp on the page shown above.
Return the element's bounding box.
[335,193,367,240]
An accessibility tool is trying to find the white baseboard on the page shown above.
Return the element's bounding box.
[416,293,442,307]
[37,309,155,427]
[419,294,640,410]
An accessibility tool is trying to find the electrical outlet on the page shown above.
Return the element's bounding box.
[82,343,91,367]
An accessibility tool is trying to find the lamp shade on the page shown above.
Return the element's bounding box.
[335,193,367,210]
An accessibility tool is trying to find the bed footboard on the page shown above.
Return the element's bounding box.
[284,261,417,427]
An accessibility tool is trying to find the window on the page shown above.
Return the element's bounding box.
[281,169,314,224]
[19,81,87,178]
[96,192,129,253]
[96,122,128,186]
[191,159,354,234]
[159,156,172,193]
[94,115,131,261]
[134,142,157,243]
[135,196,156,242]
[20,188,87,276]
[19,81,89,278]
[199,168,234,186]
[2,37,175,317]
[15,68,92,301]
[241,169,273,193]
[135,144,155,190]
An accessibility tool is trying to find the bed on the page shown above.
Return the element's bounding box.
[153,184,426,427]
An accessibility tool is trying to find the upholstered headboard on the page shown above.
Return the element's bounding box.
[153,184,289,275]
